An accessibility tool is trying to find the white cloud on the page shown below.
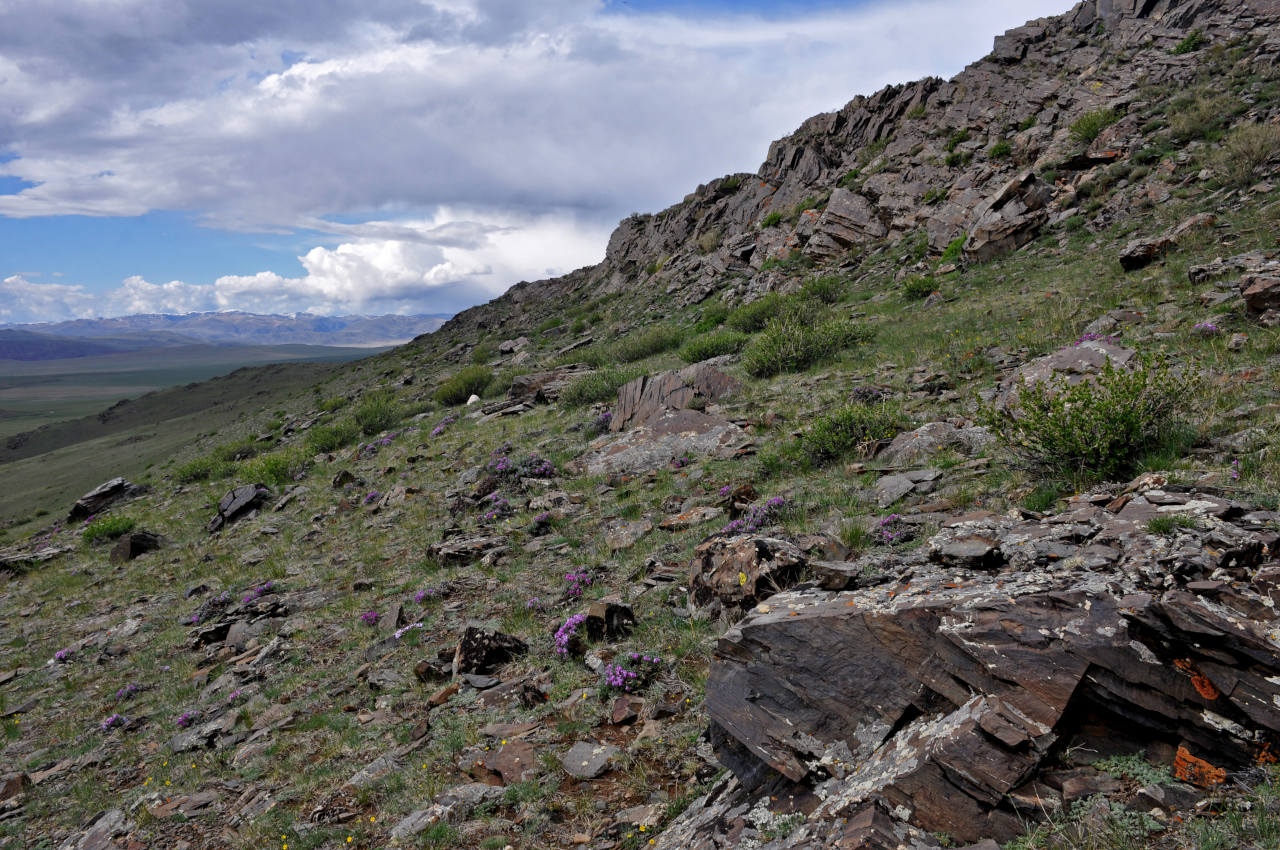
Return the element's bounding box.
[0,209,612,322]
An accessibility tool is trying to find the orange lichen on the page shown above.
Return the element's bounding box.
[1174,745,1226,787]
[1174,659,1220,700]
[1257,742,1278,766]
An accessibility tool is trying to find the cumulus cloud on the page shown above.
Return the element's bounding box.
[0,0,1068,319]
[0,210,612,322]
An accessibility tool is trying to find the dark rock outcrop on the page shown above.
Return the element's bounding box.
[611,363,740,432]
[109,531,163,563]
[452,626,527,676]
[68,477,147,521]
[206,484,270,533]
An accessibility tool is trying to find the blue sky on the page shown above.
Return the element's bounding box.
[0,0,1067,323]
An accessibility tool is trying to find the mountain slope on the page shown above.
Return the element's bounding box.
[2,2,1280,850]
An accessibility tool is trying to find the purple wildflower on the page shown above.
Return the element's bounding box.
[176,710,200,729]
[554,613,588,656]
[360,610,380,626]
[101,713,128,733]
[54,648,74,663]
[564,571,592,597]
[115,683,139,702]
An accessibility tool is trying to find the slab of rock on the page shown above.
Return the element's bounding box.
[473,739,539,785]
[207,484,270,533]
[875,474,917,507]
[804,188,889,259]
[993,339,1135,410]
[390,783,503,840]
[702,487,1280,845]
[109,531,162,563]
[562,740,619,779]
[881,422,994,464]
[963,170,1053,262]
[508,364,595,403]
[68,477,146,521]
[605,518,653,550]
[428,534,509,566]
[611,363,740,432]
[1119,213,1216,271]
[689,535,807,615]
[452,626,527,676]
[1242,273,1280,325]
[572,409,751,476]
[57,808,134,850]
[659,505,725,531]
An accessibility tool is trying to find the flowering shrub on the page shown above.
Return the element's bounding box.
[393,621,424,640]
[101,714,128,733]
[54,648,74,663]
[589,411,613,435]
[603,654,663,692]
[554,613,588,656]
[115,683,139,702]
[720,496,788,535]
[362,491,382,505]
[360,611,380,627]
[526,597,544,611]
[564,571,592,597]
[1193,322,1221,336]
[875,514,913,545]
[489,451,556,482]
[985,355,1190,480]
[413,588,437,605]
[482,492,512,521]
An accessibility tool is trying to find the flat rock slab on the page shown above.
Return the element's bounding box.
[605,518,653,550]
[659,506,725,531]
[428,534,509,566]
[994,340,1135,410]
[109,531,162,563]
[572,409,751,476]
[689,535,807,614]
[563,741,619,779]
[207,484,270,533]
[611,363,740,432]
[68,477,147,522]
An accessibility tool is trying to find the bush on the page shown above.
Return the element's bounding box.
[989,139,1013,159]
[902,276,937,300]
[211,438,263,464]
[741,308,872,378]
[83,515,136,544]
[242,447,307,486]
[939,236,966,265]
[801,276,844,304]
[318,396,348,413]
[1169,94,1237,142]
[1171,29,1205,54]
[612,325,684,363]
[559,367,644,407]
[353,390,403,436]
[1216,122,1280,188]
[985,356,1190,481]
[692,303,730,333]
[1070,107,1120,144]
[761,211,783,228]
[678,330,750,363]
[304,420,360,455]
[433,366,493,406]
[173,455,234,483]
[725,293,786,333]
[471,342,497,364]
[798,404,906,465]
[536,316,563,333]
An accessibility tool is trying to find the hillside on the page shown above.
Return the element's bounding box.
[3,1,1280,849]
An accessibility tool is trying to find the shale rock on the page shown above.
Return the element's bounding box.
[452,626,527,676]
[689,535,807,615]
[68,477,147,522]
[611,363,740,432]
[571,408,752,476]
[206,484,270,533]
[109,531,163,563]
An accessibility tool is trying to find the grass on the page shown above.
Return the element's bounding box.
[741,306,871,378]
[1069,107,1120,144]
[678,330,750,363]
[82,515,136,544]
[433,365,493,406]
[559,367,645,407]
[613,325,685,363]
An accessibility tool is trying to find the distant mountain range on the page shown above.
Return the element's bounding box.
[0,312,450,360]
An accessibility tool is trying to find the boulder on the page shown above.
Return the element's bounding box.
[68,477,147,522]
[571,409,752,476]
[1241,273,1280,325]
[804,188,889,260]
[611,363,740,432]
[689,535,807,615]
[992,339,1135,411]
[206,484,270,533]
[605,518,653,550]
[1119,213,1216,271]
[963,170,1054,262]
[700,484,1280,846]
[881,421,994,464]
[427,534,509,566]
[452,626,527,676]
[390,784,502,840]
[109,531,163,563]
[562,740,619,779]
[508,364,595,404]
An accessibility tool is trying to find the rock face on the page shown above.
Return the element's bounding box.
[682,480,1280,848]
[962,170,1053,262]
[610,363,740,432]
[68,477,147,521]
[688,535,808,616]
[452,626,527,676]
[993,338,1135,409]
[508,364,595,403]
[571,408,752,476]
[1119,213,1216,271]
[109,531,162,563]
[1241,272,1280,325]
[206,484,270,533]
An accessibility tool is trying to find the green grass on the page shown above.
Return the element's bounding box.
[1070,107,1121,144]
[433,365,493,406]
[613,325,685,363]
[82,515,136,544]
[677,330,750,363]
[559,367,645,407]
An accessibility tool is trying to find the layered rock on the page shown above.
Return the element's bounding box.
[665,479,1280,848]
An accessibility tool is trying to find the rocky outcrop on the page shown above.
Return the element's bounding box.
[1119,213,1217,271]
[68,477,147,522]
[962,171,1053,262]
[108,531,162,563]
[688,535,808,616]
[611,363,740,432]
[992,338,1136,409]
[206,484,270,533]
[1241,272,1280,325]
[571,408,752,476]
[671,479,1280,848]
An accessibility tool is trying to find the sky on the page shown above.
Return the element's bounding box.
[0,0,1068,324]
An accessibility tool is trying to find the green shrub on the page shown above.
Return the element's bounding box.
[761,211,783,228]
[838,169,861,189]
[242,447,307,486]
[693,303,730,333]
[985,356,1190,481]
[1216,122,1280,188]
[536,316,563,333]
[696,229,722,254]
[1169,94,1237,142]
[1171,29,1205,54]
[613,325,684,363]
[678,330,750,363]
[570,317,587,334]
[1146,513,1199,535]
[559,367,644,407]
[317,395,348,413]
[720,175,742,192]
[1070,107,1120,144]
[945,129,970,152]
[725,293,786,333]
[304,420,360,455]
[741,307,872,378]
[1019,114,1038,131]
[939,237,966,265]
[798,404,906,465]
[945,150,971,168]
[988,139,1013,159]
[921,187,946,205]
[173,455,234,483]
[801,276,844,304]
[902,276,937,300]
[212,438,263,464]
[353,390,403,436]
[471,342,497,364]
[83,515,136,544]
[433,366,493,406]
